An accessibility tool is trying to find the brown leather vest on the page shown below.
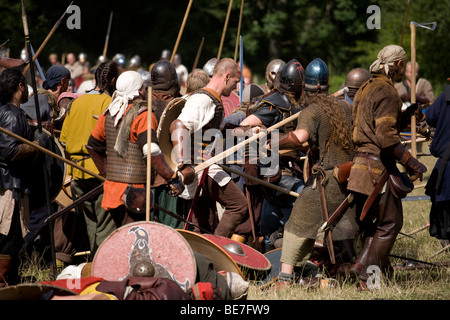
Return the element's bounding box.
[190,88,224,164]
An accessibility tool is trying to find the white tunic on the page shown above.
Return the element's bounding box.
[177,92,231,199]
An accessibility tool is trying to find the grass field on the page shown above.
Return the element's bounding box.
[16,140,449,301]
[249,140,450,300]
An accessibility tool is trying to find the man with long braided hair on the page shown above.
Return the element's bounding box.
[269,58,359,291]
[57,60,121,264]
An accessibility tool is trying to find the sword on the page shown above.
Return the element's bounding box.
[360,170,389,222]
[319,193,354,233]
[316,170,336,264]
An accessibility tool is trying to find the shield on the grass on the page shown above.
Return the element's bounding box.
[91,221,196,292]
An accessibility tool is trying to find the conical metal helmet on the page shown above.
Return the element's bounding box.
[304,58,329,90]
[280,59,304,85]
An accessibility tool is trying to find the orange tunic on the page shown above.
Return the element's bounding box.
[90,104,157,211]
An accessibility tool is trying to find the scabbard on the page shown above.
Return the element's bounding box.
[360,170,389,221]
[317,174,336,264]
[319,193,354,233]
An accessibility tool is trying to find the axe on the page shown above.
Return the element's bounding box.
[409,21,436,158]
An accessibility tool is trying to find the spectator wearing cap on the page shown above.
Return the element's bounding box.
[20,65,71,132]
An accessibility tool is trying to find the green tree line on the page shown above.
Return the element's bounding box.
[0,0,448,93]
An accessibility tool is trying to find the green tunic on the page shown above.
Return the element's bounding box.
[285,96,358,241]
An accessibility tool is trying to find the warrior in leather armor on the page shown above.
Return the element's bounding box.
[0,68,43,287]
[170,58,247,238]
[87,71,193,227]
[347,45,427,289]
[233,59,306,250]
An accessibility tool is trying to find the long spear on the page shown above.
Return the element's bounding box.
[409,21,436,158]
[217,0,233,60]
[234,0,244,61]
[191,36,205,71]
[0,126,105,181]
[20,0,57,278]
[22,1,73,74]
[170,0,194,63]
[102,11,113,60]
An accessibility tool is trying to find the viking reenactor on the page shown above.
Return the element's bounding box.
[58,60,121,261]
[149,60,181,123]
[424,85,450,247]
[0,68,47,286]
[87,71,188,227]
[341,67,371,106]
[269,58,359,291]
[234,59,306,250]
[149,60,187,228]
[173,53,189,92]
[395,61,435,105]
[20,65,71,133]
[347,45,427,289]
[170,58,247,238]
[263,59,285,93]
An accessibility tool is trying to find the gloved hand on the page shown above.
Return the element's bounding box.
[399,149,427,182]
[388,143,427,182]
[34,130,51,149]
[178,164,196,185]
[168,180,185,197]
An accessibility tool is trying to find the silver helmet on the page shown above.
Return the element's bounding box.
[265,59,285,90]
[202,58,218,78]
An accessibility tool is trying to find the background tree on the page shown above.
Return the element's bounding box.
[0,0,447,94]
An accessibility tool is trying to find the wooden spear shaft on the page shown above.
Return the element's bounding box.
[191,36,204,71]
[146,87,152,221]
[193,110,301,173]
[170,0,194,63]
[217,0,233,60]
[23,1,73,74]
[234,0,244,61]
[0,126,105,182]
[410,22,417,158]
[219,164,299,197]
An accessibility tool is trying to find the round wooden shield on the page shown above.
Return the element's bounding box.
[258,248,282,287]
[0,283,76,300]
[156,97,187,171]
[177,229,244,278]
[91,221,196,292]
[201,234,271,272]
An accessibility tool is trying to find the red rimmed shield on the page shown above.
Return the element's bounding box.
[177,229,244,278]
[201,234,271,272]
[91,221,196,292]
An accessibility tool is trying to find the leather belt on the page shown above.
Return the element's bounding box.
[355,152,381,162]
[355,152,381,185]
